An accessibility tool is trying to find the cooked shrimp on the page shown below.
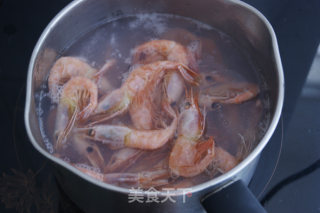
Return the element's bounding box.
[132,39,199,107]
[199,82,260,107]
[55,76,98,151]
[48,57,114,102]
[83,101,178,150]
[72,134,105,171]
[74,164,169,188]
[90,61,199,125]
[132,39,198,71]
[105,148,144,172]
[169,89,215,177]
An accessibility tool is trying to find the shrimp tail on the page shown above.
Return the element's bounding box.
[178,64,200,86]
[192,89,206,136]
[185,88,205,137]
[194,136,215,164]
[214,146,239,173]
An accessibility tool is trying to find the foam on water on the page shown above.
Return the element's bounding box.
[49,85,63,103]
[129,13,168,35]
[36,90,55,153]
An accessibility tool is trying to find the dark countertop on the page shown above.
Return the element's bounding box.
[0,0,319,212]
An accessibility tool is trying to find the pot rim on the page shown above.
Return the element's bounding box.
[25,0,284,196]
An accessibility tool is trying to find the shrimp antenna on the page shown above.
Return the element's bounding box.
[55,106,79,151]
[93,59,116,80]
[73,126,93,132]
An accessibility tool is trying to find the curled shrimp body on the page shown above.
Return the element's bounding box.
[48,57,115,102]
[90,61,199,125]
[84,102,178,150]
[169,89,215,177]
[55,76,98,151]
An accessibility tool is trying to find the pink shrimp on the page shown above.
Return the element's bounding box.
[169,89,215,177]
[132,39,198,71]
[131,40,200,126]
[82,101,178,150]
[54,76,98,151]
[71,134,106,171]
[89,61,199,125]
[199,82,260,107]
[74,164,169,188]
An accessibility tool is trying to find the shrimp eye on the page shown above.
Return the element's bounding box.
[86,146,94,153]
[185,102,191,109]
[139,52,147,61]
[88,129,95,137]
[205,75,213,81]
[211,103,221,110]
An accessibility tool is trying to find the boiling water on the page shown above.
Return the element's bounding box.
[35,14,270,189]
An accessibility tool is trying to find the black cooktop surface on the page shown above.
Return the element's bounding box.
[1,0,319,212]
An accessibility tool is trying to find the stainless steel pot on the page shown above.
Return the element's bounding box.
[25,0,284,212]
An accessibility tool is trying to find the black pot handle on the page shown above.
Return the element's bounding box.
[201,180,267,213]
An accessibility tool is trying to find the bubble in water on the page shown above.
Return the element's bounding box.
[38,117,54,153]
[49,84,63,103]
[75,163,101,173]
[62,157,71,163]
[36,107,44,116]
[110,33,116,46]
[124,56,131,65]
[111,48,122,59]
